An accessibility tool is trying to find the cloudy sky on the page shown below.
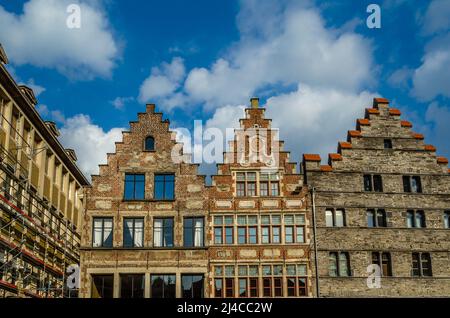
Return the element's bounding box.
[0,0,449,181]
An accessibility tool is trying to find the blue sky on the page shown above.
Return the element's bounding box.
[0,0,449,180]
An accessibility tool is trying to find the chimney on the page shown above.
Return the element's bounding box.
[250,97,259,109]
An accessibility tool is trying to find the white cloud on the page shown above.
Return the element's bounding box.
[110,96,134,110]
[138,1,374,112]
[265,84,376,161]
[138,57,186,110]
[421,0,450,35]
[59,114,123,177]
[388,67,413,90]
[410,0,450,101]
[0,0,119,79]
[425,102,450,156]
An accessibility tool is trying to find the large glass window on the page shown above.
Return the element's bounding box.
[403,176,422,193]
[124,173,145,200]
[237,215,258,244]
[154,174,175,200]
[151,274,176,298]
[214,216,234,245]
[91,274,114,298]
[286,264,308,297]
[153,218,174,247]
[412,253,432,277]
[182,275,204,298]
[92,217,113,248]
[184,217,204,247]
[325,209,345,227]
[367,209,387,227]
[284,214,305,243]
[363,174,383,192]
[262,265,283,297]
[236,172,256,197]
[120,274,144,298]
[261,215,281,244]
[329,252,350,277]
[406,210,426,228]
[214,266,234,298]
[372,252,392,276]
[238,265,259,297]
[260,172,280,197]
[123,218,144,248]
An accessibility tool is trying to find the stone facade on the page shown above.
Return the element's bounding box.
[303,98,450,297]
[80,96,450,298]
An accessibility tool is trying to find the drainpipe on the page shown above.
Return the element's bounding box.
[311,186,320,297]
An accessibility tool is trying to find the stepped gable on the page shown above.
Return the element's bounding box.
[303,98,449,174]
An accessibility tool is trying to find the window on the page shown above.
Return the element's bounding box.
[406,210,426,228]
[363,174,383,192]
[92,217,113,248]
[237,215,258,244]
[372,252,392,276]
[184,217,204,247]
[262,265,283,297]
[120,274,144,298]
[123,218,144,248]
[325,209,345,227]
[403,176,422,193]
[151,274,176,298]
[412,253,432,277]
[153,218,174,247]
[329,252,350,277]
[286,264,308,297]
[260,172,280,196]
[284,214,305,243]
[261,215,281,244]
[236,172,256,197]
[238,265,259,297]
[145,136,155,151]
[154,174,175,200]
[367,209,387,227]
[91,274,114,298]
[214,216,234,245]
[182,275,204,298]
[444,211,450,229]
[124,173,145,200]
[214,266,234,298]
[384,139,393,149]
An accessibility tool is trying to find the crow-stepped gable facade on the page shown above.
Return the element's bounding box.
[303,98,450,297]
[80,97,450,298]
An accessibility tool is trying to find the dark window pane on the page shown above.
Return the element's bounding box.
[406,210,414,228]
[120,274,144,298]
[329,252,338,277]
[421,253,432,277]
[377,210,387,227]
[91,275,114,298]
[412,176,422,193]
[403,176,411,192]
[287,277,296,296]
[214,279,223,298]
[412,253,420,276]
[145,136,155,151]
[373,175,383,192]
[182,275,204,298]
[384,139,392,149]
[363,175,372,191]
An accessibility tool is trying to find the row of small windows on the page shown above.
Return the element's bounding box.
[91,273,203,298]
[93,217,204,248]
[363,174,423,193]
[325,209,450,228]
[213,264,308,298]
[124,173,174,201]
[329,252,432,277]
[236,172,280,197]
[214,214,306,245]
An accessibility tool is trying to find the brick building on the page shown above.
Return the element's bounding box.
[208,98,311,298]
[80,96,450,298]
[303,98,450,297]
[79,104,209,298]
[0,45,89,298]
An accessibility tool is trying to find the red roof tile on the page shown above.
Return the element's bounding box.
[348,130,362,138]
[437,157,449,164]
[339,142,352,149]
[374,97,389,104]
[303,154,321,162]
[320,165,333,172]
[401,120,412,128]
[412,133,424,140]
[366,108,380,114]
[389,108,401,116]
[424,145,436,152]
[329,153,343,161]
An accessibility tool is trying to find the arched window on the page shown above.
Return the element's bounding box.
[145,136,155,151]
